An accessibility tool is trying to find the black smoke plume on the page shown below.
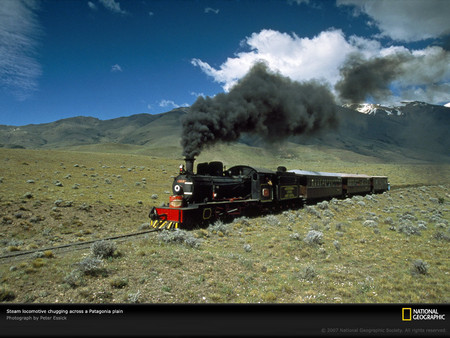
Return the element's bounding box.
[335,52,409,103]
[181,62,338,158]
[335,47,450,104]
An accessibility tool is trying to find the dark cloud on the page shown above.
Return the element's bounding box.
[181,62,338,158]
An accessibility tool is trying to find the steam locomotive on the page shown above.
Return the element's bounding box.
[149,158,389,229]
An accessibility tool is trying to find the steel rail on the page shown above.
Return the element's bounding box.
[0,228,161,264]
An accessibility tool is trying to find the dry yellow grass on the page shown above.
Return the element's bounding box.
[0,148,449,304]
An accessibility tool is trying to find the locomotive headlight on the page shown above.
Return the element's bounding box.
[174,184,182,193]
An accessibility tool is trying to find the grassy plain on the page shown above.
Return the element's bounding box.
[0,147,449,303]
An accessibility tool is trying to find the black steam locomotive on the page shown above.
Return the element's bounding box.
[149,158,389,229]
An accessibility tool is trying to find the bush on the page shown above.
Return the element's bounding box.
[305,206,321,218]
[304,230,323,245]
[110,278,129,289]
[233,216,251,227]
[208,220,232,235]
[64,270,84,288]
[317,201,329,210]
[363,220,378,228]
[76,257,104,276]
[128,290,141,303]
[0,287,16,301]
[282,211,297,223]
[265,215,281,226]
[91,240,116,258]
[335,222,349,231]
[300,265,316,280]
[398,220,421,236]
[333,240,341,251]
[411,259,429,275]
[289,233,301,240]
[433,231,450,242]
[158,229,201,248]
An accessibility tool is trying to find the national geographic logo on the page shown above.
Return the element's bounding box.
[402,308,446,321]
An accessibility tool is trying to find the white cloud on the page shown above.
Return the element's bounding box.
[337,0,450,42]
[159,99,189,109]
[99,0,128,15]
[0,0,42,100]
[287,0,310,5]
[88,1,97,11]
[111,64,123,72]
[190,91,205,98]
[204,7,219,14]
[192,28,450,105]
[192,29,356,91]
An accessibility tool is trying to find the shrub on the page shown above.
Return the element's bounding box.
[243,244,252,252]
[128,290,141,303]
[304,230,323,245]
[317,201,329,210]
[433,231,450,242]
[358,276,375,293]
[158,229,201,248]
[31,258,45,268]
[333,240,341,251]
[300,265,317,280]
[0,287,16,301]
[398,220,421,236]
[305,206,321,218]
[265,215,281,226]
[384,217,394,225]
[411,259,429,275]
[282,211,297,223]
[110,278,129,289]
[76,257,104,276]
[289,233,301,240]
[64,270,84,288]
[335,222,349,231]
[43,250,54,258]
[363,220,378,228]
[91,240,116,258]
[208,220,232,235]
[323,210,335,218]
[233,216,251,227]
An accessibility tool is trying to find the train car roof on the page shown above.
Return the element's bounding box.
[287,169,342,177]
[338,173,371,178]
[288,170,386,179]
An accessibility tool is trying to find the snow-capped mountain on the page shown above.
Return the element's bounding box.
[343,101,450,117]
[343,103,402,116]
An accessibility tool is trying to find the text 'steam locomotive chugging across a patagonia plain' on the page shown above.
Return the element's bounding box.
[149,158,389,229]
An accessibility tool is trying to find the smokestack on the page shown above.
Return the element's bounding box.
[181,62,338,158]
[184,157,194,174]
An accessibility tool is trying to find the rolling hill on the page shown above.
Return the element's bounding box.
[0,102,448,163]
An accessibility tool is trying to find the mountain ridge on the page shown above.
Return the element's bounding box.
[0,104,448,163]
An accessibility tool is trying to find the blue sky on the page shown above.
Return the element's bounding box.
[1,0,449,126]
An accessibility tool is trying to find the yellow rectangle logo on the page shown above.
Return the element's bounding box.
[402,308,412,321]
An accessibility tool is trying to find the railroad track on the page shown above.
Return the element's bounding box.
[0,228,161,264]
